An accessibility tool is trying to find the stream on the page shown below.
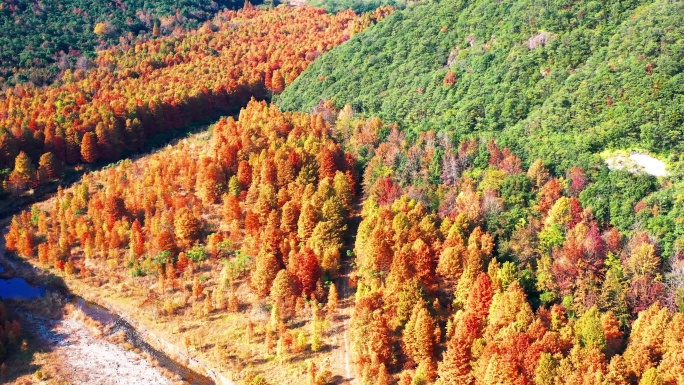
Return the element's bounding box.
[0,264,47,300]
[0,251,214,385]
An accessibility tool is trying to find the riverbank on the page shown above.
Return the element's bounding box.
[67,285,233,385]
[0,234,214,385]
[8,302,180,385]
[4,231,356,385]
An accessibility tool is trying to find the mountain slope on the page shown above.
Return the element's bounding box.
[278,0,684,172]
[0,0,246,86]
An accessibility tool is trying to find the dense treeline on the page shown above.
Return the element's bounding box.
[307,0,408,14]
[278,0,684,172]
[0,5,389,196]
[6,101,684,384]
[340,106,683,384]
[0,0,243,86]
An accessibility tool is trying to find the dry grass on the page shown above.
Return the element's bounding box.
[50,264,346,384]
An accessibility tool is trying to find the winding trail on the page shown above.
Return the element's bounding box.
[339,255,354,384]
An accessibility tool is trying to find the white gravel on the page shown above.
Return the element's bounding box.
[33,312,173,385]
[605,152,668,177]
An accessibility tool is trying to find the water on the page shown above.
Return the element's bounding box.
[0,266,213,383]
[0,277,46,299]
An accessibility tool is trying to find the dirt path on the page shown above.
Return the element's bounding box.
[340,266,354,383]
[331,210,361,385]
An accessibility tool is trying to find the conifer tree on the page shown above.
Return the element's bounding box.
[174,207,201,249]
[403,301,436,366]
[252,252,281,298]
[270,269,295,315]
[270,70,285,94]
[437,331,475,385]
[80,132,99,163]
[38,152,60,180]
[298,202,318,241]
[9,151,35,189]
[155,229,177,256]
[534,353,557,385]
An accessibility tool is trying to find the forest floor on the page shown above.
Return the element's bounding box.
[41,257,355,384]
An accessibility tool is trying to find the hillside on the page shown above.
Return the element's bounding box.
[278,0,684,172]
[5,100,362,383]
[0,0,247,87]
[6,99,684,384]
[0,6,386,199]
[306,0,407,13]
[3,1,684,385]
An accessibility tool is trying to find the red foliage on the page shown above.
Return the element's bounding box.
[538,178,563,215]
[466,273,493,319]
[443,71,457,86]
[567,166,587,196]
[289,247,322,296]
[375,176,402,206]
[627,275,664,314]
[0,6,376,193]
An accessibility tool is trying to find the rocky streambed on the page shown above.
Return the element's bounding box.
[0,234,216,385]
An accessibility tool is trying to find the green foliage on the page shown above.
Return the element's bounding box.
[131,266,147,277]
[187,245,208,263]
[535,353,558,385]
[279,0,684,172]
[153,250,172,266]
[538,223,564,254]
[579,169,657,230]
[500,174,533,208]
[636,179,684,257]
[307,0,407,13]
[575,306,607,351]
[223,251,252,282]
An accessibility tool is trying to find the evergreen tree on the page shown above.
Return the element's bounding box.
[80,132,99,164]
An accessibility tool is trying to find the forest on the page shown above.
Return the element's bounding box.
[306,0,408,14]
[0,0,245,86]
[278,0,684,173]
[5,99,684,383]
[0,5,390,198]
[1,0,684,384]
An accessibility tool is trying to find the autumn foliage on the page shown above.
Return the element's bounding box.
[4,58,684,385]
[0,6,379,193]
